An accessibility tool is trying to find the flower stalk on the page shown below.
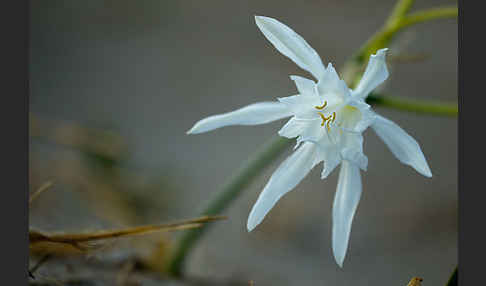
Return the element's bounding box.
[400,7,458,30]
[367,93,458,117]
[352,1,457,64]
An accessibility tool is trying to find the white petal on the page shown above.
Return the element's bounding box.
[332,160,362,267]
[278,116,323,144]
[353,48,389,99]
[255,16,326,80]
[322,63,341,85]
[341,147,368,171]
[317,63,351,99]
[278,117,309,139]
[187,102,292,134]
[371,114,432,177]
[290,75,317,96]
[321,150,341,179]
[340,132,368,171]
[310,137,341,178]
[247,142,319,231]
[278,94,321,119]
[348,99,376,133]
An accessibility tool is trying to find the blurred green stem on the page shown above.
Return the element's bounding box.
[399,7,458,30]
[167,136,292,276]
[367,93,458,117]
[385,0,415,26]
[353,3,457,63]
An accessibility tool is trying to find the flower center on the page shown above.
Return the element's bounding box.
[315,101,336,131]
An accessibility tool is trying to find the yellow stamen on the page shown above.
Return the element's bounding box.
[315,101,327,110]
[317,112,336,129]
[318,111,337,129]
[318,112,332,126]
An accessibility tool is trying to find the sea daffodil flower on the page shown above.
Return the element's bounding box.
[187,16,432,267]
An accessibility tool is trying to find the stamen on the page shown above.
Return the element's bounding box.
[318,111,337,128]
[315,101,327,110]
[318,112,332,126]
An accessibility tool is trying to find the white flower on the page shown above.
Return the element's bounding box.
[187,16,432,267]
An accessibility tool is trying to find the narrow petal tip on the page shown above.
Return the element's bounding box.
[376,47,389,53]
[254,15,268,24]
[255,16,275,32]
[421,158,433,178]
[246,222,255,232]
[246,214,259,232]
[333,243,346,268]
[421,164,433,178]
[370,48,389,62]
[332,242,345,268]
[371,48,388,59]
[186,124,200,135]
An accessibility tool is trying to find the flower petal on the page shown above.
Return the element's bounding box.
[278,117,309,139]
[340,131,368,171]
[255,16,326,80]
[187,102,292,134]
[348,99,376,132]
[317,63,351,98]
[278,116,322,144]
[247,142,319,231]
[321,149,341,179]
[290,75,317,96]
[371,114,432,177]
[352,48,389,98]
[332,160,362,267]
[307,136,341,178]
[278,94,321,119]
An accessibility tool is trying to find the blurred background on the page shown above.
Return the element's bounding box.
[29,0,457,285]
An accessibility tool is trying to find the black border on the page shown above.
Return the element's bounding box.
[1,0,470,284]
[1,0,29,284]
[459,0,483,285]
[457,0,462,284]
[457,0,462,283]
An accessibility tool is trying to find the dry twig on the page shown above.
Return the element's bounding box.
[29,181,54,205]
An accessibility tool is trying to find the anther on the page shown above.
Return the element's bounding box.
[315,101,327,110]
[318,112,332,126]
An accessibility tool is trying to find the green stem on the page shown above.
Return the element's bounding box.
[446,266,458,286]
[399,7,458,30]
[367,93,458,117]
[167,135,292,276]
[385,0,415,27]
[353,6,457,64]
